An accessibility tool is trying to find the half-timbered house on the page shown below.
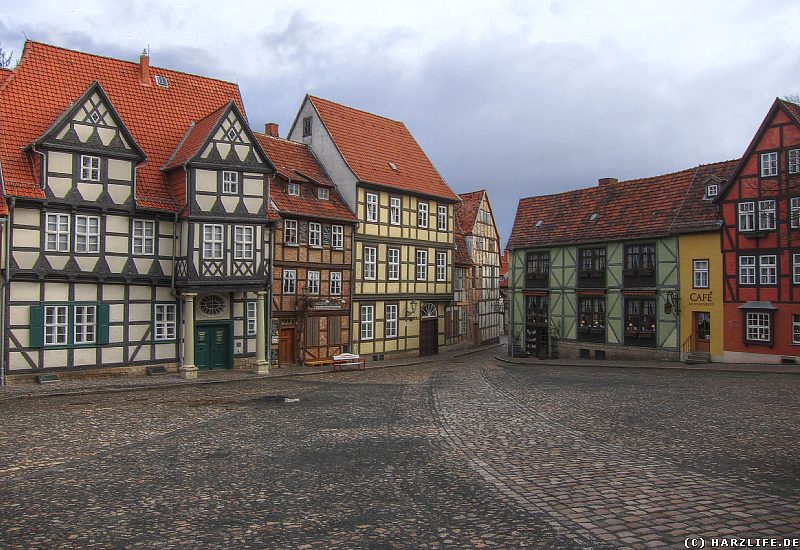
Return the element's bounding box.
[0,42,275,381]
[287,96,460,359]
[255,126,357,365]
[444,221,475,350]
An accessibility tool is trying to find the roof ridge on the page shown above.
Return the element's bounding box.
[254,132,311,148]
[308,95,404,124]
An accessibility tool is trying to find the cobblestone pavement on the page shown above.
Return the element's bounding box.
[0,351,798,549]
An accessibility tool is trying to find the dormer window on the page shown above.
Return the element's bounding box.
[318,187,329,200]
[302,117,312,137]
[154,75,169,87]
[222,171,238,194]
[80,155,100,181]
[287,183,300,196]
[760,152,778,177]
[705,183,718,198]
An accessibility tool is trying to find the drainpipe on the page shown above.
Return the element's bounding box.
[349,221,358,354]
[266,222,275,365]
[0,199,10,386]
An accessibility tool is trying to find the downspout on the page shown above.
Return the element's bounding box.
[170,167,189,369]
[349,221,358,354]
[267,223,274,365]
[0,198,11,386]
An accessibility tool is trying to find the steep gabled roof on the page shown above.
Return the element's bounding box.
[305,95,460,202]
[0,41,245,211]
[508,163,732,250]
[162,101,231,170]
[454,216,473,266]
[456,190,484,235]
[0,67,14,87]
[255,133,356,223]
[669,159,739,234]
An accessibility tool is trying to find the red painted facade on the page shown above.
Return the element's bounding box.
[719,99,800,360]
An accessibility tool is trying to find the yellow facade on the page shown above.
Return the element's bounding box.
[678,232,724,361]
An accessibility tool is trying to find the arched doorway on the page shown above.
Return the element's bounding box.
[419,302,439,357]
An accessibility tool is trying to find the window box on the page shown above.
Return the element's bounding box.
[625,328,638,337]
[743,230,768,239]
[638,268,654,276]
[577,326,591,335]
[534,273,548,280]
[637,330,655,339]
[622,268,637,276]
[590,270,604,278]
[590,326,605,335]
[578,270,592,278]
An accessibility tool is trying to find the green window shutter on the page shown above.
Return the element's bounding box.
[97,303,110,345]
[29,305,44,348]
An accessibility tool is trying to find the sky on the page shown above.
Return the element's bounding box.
[2,0,800,245]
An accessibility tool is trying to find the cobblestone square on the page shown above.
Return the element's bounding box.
[1,350,798,548]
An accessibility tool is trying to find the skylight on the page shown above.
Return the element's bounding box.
[535,220,544,228]
[589,213,599,222]
[154,75,169,87]
[388,162,398,171]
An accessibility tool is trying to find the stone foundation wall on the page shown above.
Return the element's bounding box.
[5,362,180,385]
[555,339,680,362]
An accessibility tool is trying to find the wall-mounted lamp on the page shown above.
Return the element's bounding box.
[409,299,418,314]
[665,291,680,315]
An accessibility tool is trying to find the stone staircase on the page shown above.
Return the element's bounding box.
[684,351,711,364]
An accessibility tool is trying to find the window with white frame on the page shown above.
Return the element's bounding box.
[790,149,800,175]
[360,305,374,340]
[416,249,428,280]
[284,219,298,245]
[44,305,68,346]
[760,255,777,285]
[318,187,329,200]
[282,269,296,294]
[794,254,800,284]
[760,152,778,177]
[793,314,800,345]
[437,205,447,231]
[222,171,239,194]
[331,225,343,249]
[417,201,429,228]
[385,304,398,338]
[80,155,100,181]
[436,251,447,281]
[390,197,401,225]
[132,220,155,255]
[366,193,378,222]
[363,246,377,280]
[308,222,322,247]
[792,197,800,228]
[75,215,100,253]
[246,302,257,336]
[705,183,718,198]
[746,312,771,342]
[758,199,776,230]
[287,182,300,196]
[739,256,756,285]
[154,303,177,341]
[45,213,70,252]
[738,202,755,232]
[234,225,254,259]
[388,248,400,280]
[693,259,709,288]
[330,271,342,295]
[203,224,224,259]
[307,271,320,294]
[73,305,96,345]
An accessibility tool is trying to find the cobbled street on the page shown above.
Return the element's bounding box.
[1,349,798,549]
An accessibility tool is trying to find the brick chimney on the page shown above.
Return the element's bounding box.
[598,177,618,186]
[264,123,279,138]
[139,49,151,86]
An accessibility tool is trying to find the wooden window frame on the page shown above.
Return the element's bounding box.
[738,255,756,285]
[318,187,329,200]
[760,151,778,177]
[330,271,342,295]
[789,149,800,175]
[385,303,398,338]
[390,196,401,226]
[366,193,379,223]
[307,271,320,295]
[282,269,297,294]
[436,251,447,281]
[363,246,377,280]
[793,314,800,345]
[417,201,429,228]
[308,222,322,248]
[284,219,298,245]
[693,259,709,289]
[233,225,254,260]
[759,254,777,285]
[44,305,69,346]
[222,171,239,194]
[287,182,300,196]
[202,224,224,259]
[416,249,428,281]
[387,248,400,281]
[758,199,776,231]
[80,155,101,182]
[45,212,70,252]
[302,117,312,137]
[74,214,100,254]
[437,204,447,231]
[132,219,156,256]
[738,202,756,232]
[331,225,343,249]
[744,311,772,344]
[154,303,178,341]
[360,305,374,341]
[793,253,800,285]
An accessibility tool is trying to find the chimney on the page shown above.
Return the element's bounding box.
[139,49,151,86]
[598,177,618,186]
[264,123,279,138]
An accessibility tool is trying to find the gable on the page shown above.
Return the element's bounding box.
[195,106,271,170]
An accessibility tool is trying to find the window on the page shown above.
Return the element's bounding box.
[416,249,428,280]
[330,271,342,295]
[222,171,238,194]
[234,226,254,259]
[302,117,312,137]
[759,255,777,285]
[790,149,800,175]
[385,304,398,338]
[132,220,155,255]
[417,202,428,228]
[738,202,755,232]
[437,205,447,231]
[360,305,374,340]
[693,259,709,288]
[282,269,296,294]
[363,246,376,280]
[793,314,800,345]
[329,316,341,345]
[73,305,97,345]
[388,248,400,280]
[74,215,100,253]
[284,219,298,245]
[705,183,719,198]
[203,224,224,259]
[155,303,177,341]
[760,152,778,177]
[624,243,655,272]
[390,197,401,225]
[307,271,320,294]
[331,225,343,249]
[578,298,605,332]
[625,299,657,334]
[366,193,378,222]
[579,248,606,273]
[154,75,169,87]
[526,252,550,278]
[794,254,800,284]
[287,182,300,196]
[80,155,100,181]
[44,305,68,346]
[454,267,465,291]
[792,198,800,228]
[306,317,319,347]
[739,256,756,285]
[746,312,771,342]
[308,222,322,248]
[436,251,447,281]
[318,187,329,200]
[758,200,776,230]
[199,294,225,317]
[45,213,70,252]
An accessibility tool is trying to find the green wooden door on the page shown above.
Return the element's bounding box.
[195,325,231,370]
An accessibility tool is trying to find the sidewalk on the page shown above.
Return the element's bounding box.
[0,343,503,401]
[494,355,800,375]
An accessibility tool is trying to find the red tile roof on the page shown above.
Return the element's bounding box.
[455,190,484,235]
[162,101,231,170]
[454,216,473,266]
[0,41,245,211]
[508,163,735,250]
[0,68,12,87]
[307,95,460,202]
[669,159,739,234]
[255,133,356,223]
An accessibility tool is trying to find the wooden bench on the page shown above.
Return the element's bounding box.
[332,353,366,372]
[304,358,334,367]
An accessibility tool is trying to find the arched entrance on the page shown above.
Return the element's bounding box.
[419,302,439,357]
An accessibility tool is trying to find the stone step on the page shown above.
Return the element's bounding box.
[684,352,711,364]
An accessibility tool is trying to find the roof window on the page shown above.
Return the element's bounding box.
[388,162,398,171]
[154,75,169,87]
[535,220,544,228]
[589,213,599,223]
